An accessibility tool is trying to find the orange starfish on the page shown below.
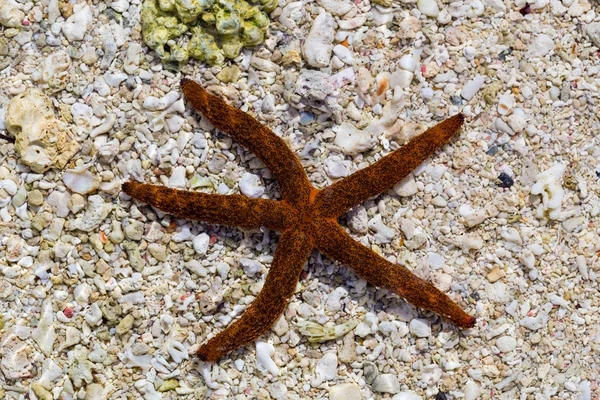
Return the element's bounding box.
[122,79,475,362]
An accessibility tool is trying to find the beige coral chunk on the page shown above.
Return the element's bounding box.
[6,88,79,173]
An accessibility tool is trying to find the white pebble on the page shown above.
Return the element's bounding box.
[239,173,265,198]
[372,374,400,394]
[240,258,263,277]
[417,0,440,17]
[399,55,417,72]
[62,4,93,41]
[193,233,210,255]
[389,69,414,89]
[333,44,353,64]
[427,252,445,270]
[63,169,100,195]
[527,33,555,57]
[496,336,517,352]
[329,383,361,400]
[392,391,421,400]
[312,352,338,386]
[169,166,187,189]
[409,318,431,338]
[461,75,485,100]
[464,380,480,400]
[303,12,335,68]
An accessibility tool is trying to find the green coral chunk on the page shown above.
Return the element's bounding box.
[189,26,224,66]
[141,0,277,68]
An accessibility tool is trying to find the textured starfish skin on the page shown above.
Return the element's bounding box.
[122,79,475,362]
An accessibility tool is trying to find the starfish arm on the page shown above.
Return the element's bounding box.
[315,219,476,328]
[314,114,464,218]
[180,79,313,206]
[197,228,314,362]
[122,182,294,231]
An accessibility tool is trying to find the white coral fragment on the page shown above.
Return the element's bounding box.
[32,299,57,356]
[530,164,565,220]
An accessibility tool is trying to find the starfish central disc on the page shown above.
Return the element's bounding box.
[122,79,476,362]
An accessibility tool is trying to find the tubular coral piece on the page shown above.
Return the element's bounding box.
[122,79,475,362]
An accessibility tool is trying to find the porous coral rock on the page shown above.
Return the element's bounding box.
[0,0,25,28]
[6,88,79,173]
[141,0,276,68]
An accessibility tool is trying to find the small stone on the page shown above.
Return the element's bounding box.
[32,382,53,400]
[68,193,86,214]
[487,267,506,283]
[116,314,135,335]
[527,33,555,57]
[586,22,600,47]
[392,391,421,400]
[409,318,431,338]
[239,173,265,198]
[85,383,105,400]
[372,374,400,394]
[417,0,440,17]
[216,65,241,83]
[498,172,514,188]
[337,331,357,363]
[393,174,418,197]
[329,383,361,400]
[28,189,44,206]
[496,336,517,352]
[363,361,378,384]
[124,220,144,241]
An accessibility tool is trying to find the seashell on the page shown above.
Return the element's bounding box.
[63,167,101,195]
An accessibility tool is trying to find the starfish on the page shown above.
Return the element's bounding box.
[122,79,476,362]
